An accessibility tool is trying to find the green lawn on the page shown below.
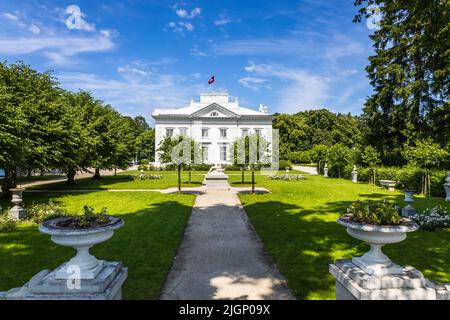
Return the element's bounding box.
[28,174,205,190]
[0,191,195,299]
[237,174,450,300]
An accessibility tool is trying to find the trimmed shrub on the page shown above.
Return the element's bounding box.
[278,159,292,170]
[358,166,447,197]
[191,164,213,171]
[289,151,311,164]
[0,214,16,232]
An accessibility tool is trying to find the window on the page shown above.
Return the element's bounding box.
[220,128,227,138]
[210,112,219,117]
[166,128,174,137]
[179,128,187,136]
[202,128,209,138]
[202,144,209,162]
[255,129,262,136]
[220,144,227,161]
[241,129,249,137]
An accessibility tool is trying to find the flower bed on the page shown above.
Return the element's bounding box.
[268,174,305,181]
[412,206,450,231]
[133,174,162,181]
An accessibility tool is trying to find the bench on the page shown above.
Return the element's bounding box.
[379,180,397,191]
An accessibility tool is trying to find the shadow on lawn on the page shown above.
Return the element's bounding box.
[27,175,203,191]
[242,200,365,300]
[0,197,193,300]
[242,199,450,299]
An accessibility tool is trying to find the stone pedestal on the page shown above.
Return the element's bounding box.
[8,188,27,220]
[324,165,328,178]
[330,259,449,300]
[351,166,358,183]
[0,261,127,300]
[401,205,417,217]
[402,190,416,217]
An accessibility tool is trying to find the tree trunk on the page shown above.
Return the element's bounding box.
[114,168,117,176]
[67,168,76,185]
[1,167,17,195]
[188,164,191,184]
[93,168,101,179]
[27,169,32,178]
[178,164,181,192]
[241,167,244,184]
[251,165,255,194]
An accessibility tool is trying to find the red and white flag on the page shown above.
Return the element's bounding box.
[208,75,215,84]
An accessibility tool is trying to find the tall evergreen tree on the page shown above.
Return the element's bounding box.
[354,0,450,153]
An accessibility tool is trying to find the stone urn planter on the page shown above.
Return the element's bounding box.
[9,188,27,220]
[39,216,124,280]
[337,214,418,276]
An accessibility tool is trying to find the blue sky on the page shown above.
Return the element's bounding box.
[0,0,377,124]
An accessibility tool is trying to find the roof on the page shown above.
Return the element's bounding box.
[152,93,272,119]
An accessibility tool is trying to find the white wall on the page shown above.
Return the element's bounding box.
[154,118,273,165]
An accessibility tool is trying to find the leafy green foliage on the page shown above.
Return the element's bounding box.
[347,200,401,225]
[0,62,146,191]
[326,144,355,178]
[26,201,66,223]
[273,109,363,159]
[354,0,450,153]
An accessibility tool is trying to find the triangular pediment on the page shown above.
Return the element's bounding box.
[189,103,240,118]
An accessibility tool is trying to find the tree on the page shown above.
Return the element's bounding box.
[309,144,329,174]
[135,129,155,162]
[231,134,271,193]
[361,145,381,184]
[327,144,354,178]
[49,91,90,184]
[354,0,450,154]
[403,139,449,196]
[0,61,60,193]
[272,113,309,158]
[157,135,200,191]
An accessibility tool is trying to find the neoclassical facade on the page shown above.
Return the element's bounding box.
[152,93,273,165]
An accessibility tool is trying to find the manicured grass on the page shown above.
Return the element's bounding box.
[122,170,208,175]
[237,175,450,300]
[29,174,205,190]
[0,191,195,299]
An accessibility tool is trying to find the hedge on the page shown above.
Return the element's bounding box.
[357,166,448,197]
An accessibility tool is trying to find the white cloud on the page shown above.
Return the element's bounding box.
[214,18,231,26]
[190,47,209,57]
[238,77,268,90]
[28,24,41,34]
[3,12,19,21]
[168,21,194,33]
[0,35,114,66]
[212,34,366,62]
[57,65,208,120]
[214,13,231,26]
[174,6,201,19]
[244,61,330,113]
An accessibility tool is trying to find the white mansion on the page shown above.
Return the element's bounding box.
[152,93,273,165]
